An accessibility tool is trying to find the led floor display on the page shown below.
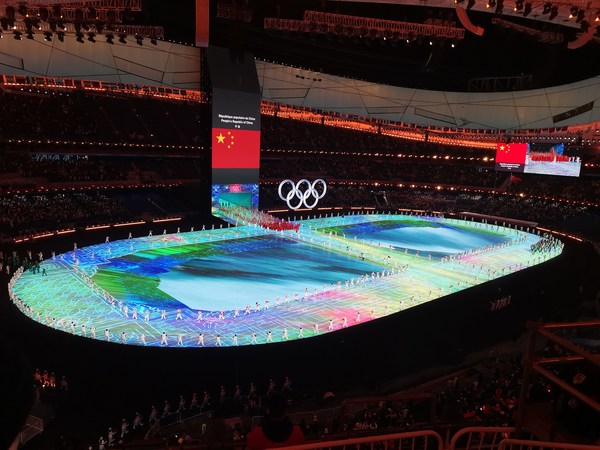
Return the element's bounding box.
[9,214,561,347]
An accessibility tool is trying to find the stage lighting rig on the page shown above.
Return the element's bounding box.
[514,0,523,12]
[39,8,49,22]
[495,0,504,14]
[569,7,578,19]
[580,19,590,32]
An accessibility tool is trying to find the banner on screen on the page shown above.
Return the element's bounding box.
[495,142,581,177]
[495,143,528,172]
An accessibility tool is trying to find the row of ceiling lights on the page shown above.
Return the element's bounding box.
[0,4,156,45]
[458,0,600,27]
[5,28,156,45]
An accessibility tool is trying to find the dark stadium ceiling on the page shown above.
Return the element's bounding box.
[144,0,600,92]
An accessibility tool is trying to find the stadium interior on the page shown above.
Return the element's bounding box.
[0,1,599,450]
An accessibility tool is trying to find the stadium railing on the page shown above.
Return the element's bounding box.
[19,415,44,446]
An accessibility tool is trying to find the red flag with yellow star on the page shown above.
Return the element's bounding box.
[212,127,260,169]
[495,142,528,164]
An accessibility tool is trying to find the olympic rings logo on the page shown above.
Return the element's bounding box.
[278,179,327,210]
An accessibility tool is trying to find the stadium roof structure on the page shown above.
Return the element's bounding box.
[2,0,600,142]
[208,0,600,92]
[207,0,600,140]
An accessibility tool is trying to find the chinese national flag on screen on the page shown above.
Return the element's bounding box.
[495,143,528,164]
[212,127,260,169]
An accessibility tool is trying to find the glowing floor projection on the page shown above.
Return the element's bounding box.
[9,213,563,347]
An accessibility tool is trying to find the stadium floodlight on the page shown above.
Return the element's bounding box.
[542,2,552,14]
[580,19,590,32]
[514,0,523,12]
[39,8,49,22]
[495,0,504,14]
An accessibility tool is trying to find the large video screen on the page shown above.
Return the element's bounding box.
[207,46,261,214]
[495,142,581,177]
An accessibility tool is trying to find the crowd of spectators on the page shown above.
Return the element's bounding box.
[0,87,205,146]
[95,376,296,448]
[84,351,547,448]
[262,114,471,155]
[0,86,597,246]
[0,150,207,189]
[19,155,129,183]
[262,152,499,188]
[0,192,128,238]
[33,367,69,399]
[435,355,522,426]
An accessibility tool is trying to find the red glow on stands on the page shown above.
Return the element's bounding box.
[114,221,146,227]
[85,225,110,231]
[152,217,182,223]
[32,233,54,239]
[0,74,205,103]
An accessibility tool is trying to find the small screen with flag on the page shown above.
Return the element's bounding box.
[495,142,581,177]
